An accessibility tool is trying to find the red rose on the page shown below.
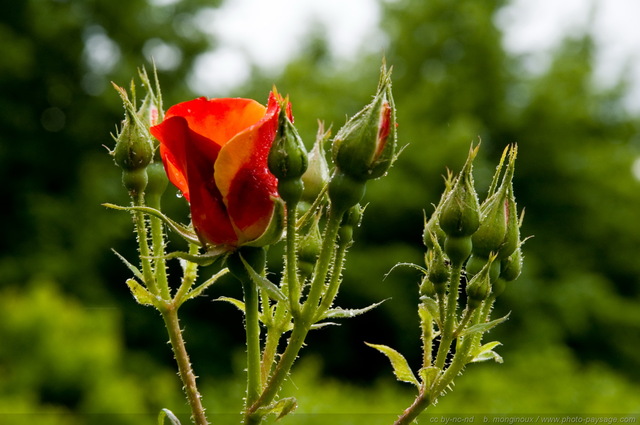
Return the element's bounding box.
[150,92,284,248]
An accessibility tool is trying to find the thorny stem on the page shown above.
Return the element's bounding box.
[133,192,157,295]
[242,277,262,408]
[248,207,344,415]
[161,304,209,425]
[147,191,171,300]
[285,203,302,317]
[314,234,349,321]
[394,390,431,425]
[434,263,463,369]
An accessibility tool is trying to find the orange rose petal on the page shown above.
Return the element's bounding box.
[215,94,280,243]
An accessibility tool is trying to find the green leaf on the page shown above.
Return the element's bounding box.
[253,397,298,420]
[112,249,144,281]
[419,366,440,388]
[126,279,156,306]
[103,203,201,246]
[214,296,245,313]
[239,254,287,302]
[182,268,229,302]
[322,299,387,320]
[158,408,181,425]
[470,341,503,364]
[365,342,420,388]
[459,313,510,337]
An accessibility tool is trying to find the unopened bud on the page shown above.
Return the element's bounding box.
[301,124,331,204]
[439,145,480,237]
[426,240,450,295]
[420,275,437,298]
[297,217,322,282]
[339,204,364,245]
[113,116,153,172]
[500,247,523,282]
[328,171,367,215]
[332,64,396,182]
[466,255,495,309]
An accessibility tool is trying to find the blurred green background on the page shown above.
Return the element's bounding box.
[1,0,639,423]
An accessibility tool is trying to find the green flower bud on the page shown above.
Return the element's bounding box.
[444,235,472,266]
[500,247,523,282]
[465,255,495,309]
[301,124,331,204]
[113,115,153,172]
[439,145,480,237]
[269,102,308,181]
[339,204,364,245]
[423,213,446,250]
[332,64,396,182]
[420,275,437,298]
[297,217,322,282]
[426,242,450,295]
[473,145,519,259]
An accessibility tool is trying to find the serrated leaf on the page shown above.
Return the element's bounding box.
[214,296,245,313]
[158,408,181,425]
[469,341,503,363]
[418,366,440,388]
[459,313,510,337]
[365,342,420,388]
[253,397,298,420]
[182,268,229,302]
[239,254,286,302]
[103,203,201,246]
[420,297,442,328]
[112,249,144,281]
[323,299,387,320]
[126,279,156,306]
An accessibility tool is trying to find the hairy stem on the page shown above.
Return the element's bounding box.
[285,203,302,317]
[242,278,262,408]
[434,264,463,369]
[133,193,157,295]
[161,304,208,425]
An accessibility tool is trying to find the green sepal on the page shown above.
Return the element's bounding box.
[469,341,503,364]
[163,249,227,267]
[365,342,420,389]
[459,313,510,337]
[112,249,144,282]
[158,408,181,425]
[181,268,229,303]
[419,297,442,329]
[244,197,285,248]
[385,262,428,279]
[320,299,387,321]
[126,278,156,307]
[214,296,245,313]
[253,396,298,421]
[102,203,201,246]
[239,254,287,302]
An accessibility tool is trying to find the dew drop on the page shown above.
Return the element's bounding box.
[176,191,184,198]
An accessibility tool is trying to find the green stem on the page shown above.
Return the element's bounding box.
[453,306,476,337]
[420,301,435,369]
[161,304,208,425]
[301,207,343,321]
[147,192,171,300]
[314,237,349,322]
[261,299,290,384]
[249,207,344,414]
[242,277,262,408]
[133,193,157,295]
[285,203,301,317]
[173,243,201,305]
[434,264,463,369]
[249,322,309,415]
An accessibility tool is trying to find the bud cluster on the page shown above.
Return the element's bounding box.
[423,145,524,305]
